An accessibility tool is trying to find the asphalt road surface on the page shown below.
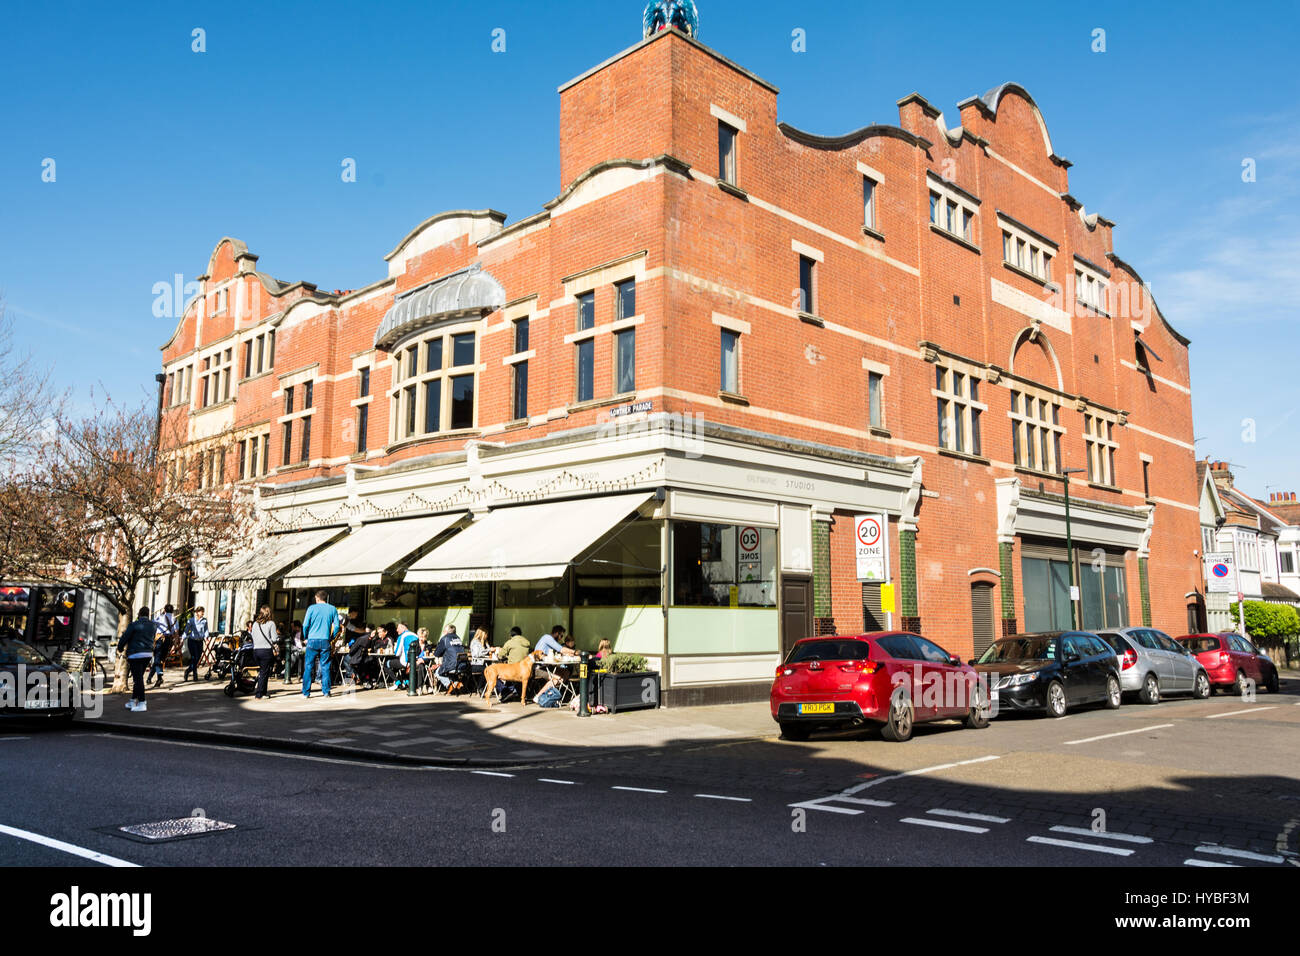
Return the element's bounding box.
[2,684,1299,867]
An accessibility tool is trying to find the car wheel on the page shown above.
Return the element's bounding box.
[1045,680,1067,718]
[1231,669,1247,697]
[964,684,991,729]
[880,691,914,742]
[779,722,810,741]
[1193,672,1211,699]
[1104,675,1122,709]
[1265,668,1280,694]
[1138,672,1160,705]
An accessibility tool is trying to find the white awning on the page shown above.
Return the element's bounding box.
[197,527,347,587]
[281,513,467,589]
[404,493,653,583]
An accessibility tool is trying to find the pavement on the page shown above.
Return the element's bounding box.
[81,671,778,766]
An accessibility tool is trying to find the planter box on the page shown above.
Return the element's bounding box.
[598,671,661,713]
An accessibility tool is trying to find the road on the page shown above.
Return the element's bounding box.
[2,685,1299,867]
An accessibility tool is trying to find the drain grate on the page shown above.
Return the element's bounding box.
[111,817,238,843]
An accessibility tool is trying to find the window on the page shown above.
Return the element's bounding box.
[513,317,529,354]
[284,386,294,415]
[261,435,269,475]
[1010,389,1063,473]
[1143,460,1151,499]
[282,421,293,466]
[238,439,247,479]
[1075,262,1109,313]
[615,279,636,322]
[255,335,265,374]
[1281,551,1295,575]
[576,291,595,331]
[198,350,231,408]
[576,339,594,403]
[868,371,884,429]
[614,329,635,394]
[300,414,312,462]
[999,218,1056,282]
[798,255,816,315]
[720,329,739,394]
[1084,412,1118,485]
[359,367,370,397]
[671,521,777,607]
[243,342,253,379]
[928,177,977,244]
[357,404,369,454]
[511,319,530,421]
[935,364,983,455]
[718,121,738,185]
[392,329,478,438]
[863,176,877,231]
[303,380,313,409]
[213,288,227,314]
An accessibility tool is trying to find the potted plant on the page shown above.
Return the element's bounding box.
[597,653,660,713]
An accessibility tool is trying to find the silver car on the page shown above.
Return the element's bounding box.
[1097,627,1210,704]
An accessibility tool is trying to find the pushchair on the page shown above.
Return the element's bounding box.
[222,639,260,697]
[207,638,236,681]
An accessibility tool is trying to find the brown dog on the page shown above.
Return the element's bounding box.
[483,650,541,705]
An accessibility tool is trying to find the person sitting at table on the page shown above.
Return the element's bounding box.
[535,625,567,657]
[468,627,493,662]
[594,638,613,661]
[535,671,566,708]
[391,621,417,690]
[499,627,532,663]
[411,628,434,692]
[434,625,467,693]
[345,623,378,688]
[379,622,404,685]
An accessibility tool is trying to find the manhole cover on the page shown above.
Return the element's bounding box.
[111,818,238,843]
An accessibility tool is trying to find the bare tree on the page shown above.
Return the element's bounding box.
[0,298,65,461]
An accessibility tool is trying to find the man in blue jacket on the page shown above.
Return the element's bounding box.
[301,590,339,699]
[117,608,158,712]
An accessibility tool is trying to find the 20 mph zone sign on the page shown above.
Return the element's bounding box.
[855,513,888,582]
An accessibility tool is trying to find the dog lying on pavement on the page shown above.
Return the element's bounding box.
[483,650,542,706]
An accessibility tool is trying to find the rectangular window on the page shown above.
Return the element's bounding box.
[304,380,313,409]
[284,386,294,414]
[1084,413,1118,485]
[424,380,441,434]
[300,415,311,462]
[266,330,275,368]
[577,338,594,402]
[405,385,416,437]
[357,404,369,454]
[282,421,292,467]
[359,367,370,398]
[718,121,737,185]
[576,291,595,331]
[1143,460,1151,499]
[672,521,777,608]
[450,374,474,430]
[1281,552,1295,575]
[1010,389,1063,473]
[720,329,739,394]
[615,329,635,394]
[425,338,443,374]
[512,361,528,421]
[615,280,636,322]
[863,177,877,231]
[798,255,815,315]
[513,317,529,354]
[255,335,265,373]
[238,440,247,479]
[451,333,475,367]
[935,363,982,456]
[868,371,883,429]
[243,342,253,379]
[929,178,978,245]
[261,434,270,475]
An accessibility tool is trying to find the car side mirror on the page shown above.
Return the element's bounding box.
[1066,653,1081,664]
[949,655,962,666]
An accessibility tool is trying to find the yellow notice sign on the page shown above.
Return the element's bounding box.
[729,585,739,607]
[880,583,896,614]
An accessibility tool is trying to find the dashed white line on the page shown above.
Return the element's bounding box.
[1027,836,1134,856]
[1065,724,1174,746]
[928,809,1011,824]
[1185,859,1238,867]
[695,794,752,802]
[471,771,515,778]
[902,817,989,834]
[841,755,1002,794]
[1049,825,1153,844]
[611,786,667,794]
[0,823,139,867]
[1206,706,1277,719]
[538,778,575,785]
[1195,845,1285,864]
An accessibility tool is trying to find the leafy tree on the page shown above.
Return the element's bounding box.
[1229,600,1300,645]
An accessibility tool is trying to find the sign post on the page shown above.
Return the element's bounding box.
[855,514,890,628]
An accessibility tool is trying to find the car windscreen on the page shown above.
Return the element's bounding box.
[975,638,1056,663]
[786,640,871,664]
[0,638,50,666]
[1180,636,1220,654]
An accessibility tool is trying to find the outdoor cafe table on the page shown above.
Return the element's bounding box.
[533,656,582,704]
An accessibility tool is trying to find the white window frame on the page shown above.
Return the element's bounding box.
[927,174,978,245]
[387,323,480,443]
[1083,410,1119,486]
[998,216,1057,283]
[1009,386,1065,473]
[1074,259,1110,315]
[933,361,986,455]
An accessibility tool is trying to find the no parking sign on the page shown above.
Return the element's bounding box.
[855,513,889,582]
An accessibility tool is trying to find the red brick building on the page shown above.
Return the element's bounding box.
[155,27,1199,704]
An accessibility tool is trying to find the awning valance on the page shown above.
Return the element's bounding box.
[281,513,466,590]
[197,527,347,588]
[404,493,653,583]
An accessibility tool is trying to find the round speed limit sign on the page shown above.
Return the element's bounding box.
[739,526,760,553]
[856,517,881,547]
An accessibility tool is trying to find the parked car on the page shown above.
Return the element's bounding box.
[972,631,1121,718]
[1097,627,1211,703]
[770,632,990,742]
[1176,632,1281,695]
[0,627,76,723]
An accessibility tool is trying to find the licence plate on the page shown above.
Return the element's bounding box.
[24,700,59,710]
[798,702,834,715]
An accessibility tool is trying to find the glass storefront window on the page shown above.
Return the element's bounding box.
[672,521,777,607]
[495,580,565,609]
[1022,548,1129,632]
[575,520,661,606]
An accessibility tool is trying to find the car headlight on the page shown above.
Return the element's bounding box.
[998,673,1040,689]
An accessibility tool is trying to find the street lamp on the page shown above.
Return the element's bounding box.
[1059,467,1087,630]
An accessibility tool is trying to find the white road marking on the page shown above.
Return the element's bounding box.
[1185,859,1238,867]
[1064,724,1174,745]
[695,794,752,802]
[841,755,1002,794]
[0,823,139,867]
[834,796,895,807]
[611,786,666,794]
[791,801,862,815]
[902,817,989,834]
[471,771,515,778]
[538,779,575,785]
[928,809,1011,824]
[1027,836,1134,856]
[1195,845,1285,864]
[1050,825,1153,844]
[0,737,30,742]
[1206,706,1277,719]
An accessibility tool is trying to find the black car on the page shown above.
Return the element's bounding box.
[0,629,77,723]
[973,631,1121,718]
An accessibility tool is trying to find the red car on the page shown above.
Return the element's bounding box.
[1176,632,1281,695]
[770,632,990,742]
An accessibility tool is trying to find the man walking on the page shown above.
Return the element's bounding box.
[182,606,209,682]
[118,608,157,712]
[301,590,340,699]
[150,604,179,688]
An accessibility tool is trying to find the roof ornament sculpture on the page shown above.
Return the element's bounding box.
[643,0,699,39]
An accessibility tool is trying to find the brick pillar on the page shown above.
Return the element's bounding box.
[1138,557,1152,627]
[812,519,834,635]
[999,540,1018,635]
[899,528,920,635]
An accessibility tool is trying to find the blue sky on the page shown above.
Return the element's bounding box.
[2,0,1296,499]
